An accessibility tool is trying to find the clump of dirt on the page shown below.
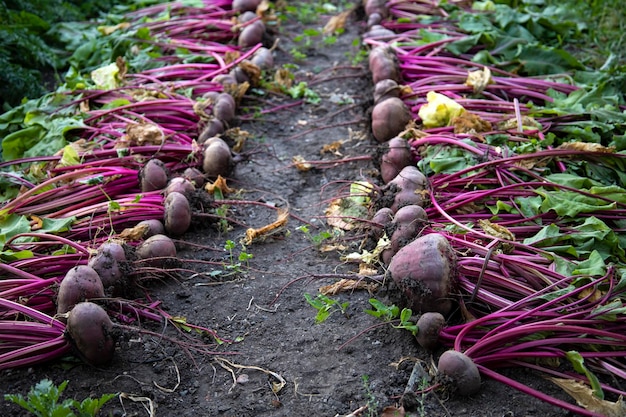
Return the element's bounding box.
[1,2,572,416]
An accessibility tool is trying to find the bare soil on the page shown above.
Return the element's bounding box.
[1,3,578,416]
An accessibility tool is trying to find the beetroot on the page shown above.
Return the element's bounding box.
[88,242,126,289]
[387,233,456,315]
[198,118,225,144]
[66,302,116,367]
[370,207,394,241]
[57,265,105,316]
[233,0,261,12]
[416,312,445,351]
[139,158,168,192]
[250,47,274,70]
[371,97,412,143]
[213,93,236,123]
[135,234,177,267]
[165,177,195,199]
[163,191,191,237]
[136,219,165,238]
[365,0,389,18]
[387,166,429,212]
[183,167,206,188]
[380,137,413,184]
[369,46,400,84]
[202,137,233,178]
[381,205,428,265]
[437,350,481,396]
[239,20,265,49]
[373,79,401,104]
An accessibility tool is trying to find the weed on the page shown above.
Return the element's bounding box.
[347,38,369,65]
[214,204,231,234]
[286,81,321,104]
[304,293,349,323]
[223,239,253,274]
[361,375,379,417]
[296,225,333,246]
[365,298,418,336]
[4,379,116,417]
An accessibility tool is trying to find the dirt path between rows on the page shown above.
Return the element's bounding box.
[2,2,575,416]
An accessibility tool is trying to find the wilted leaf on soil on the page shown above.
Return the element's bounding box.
[381,405,405,417]
[549,378,626,417]
[292,155,312,171]
[323,10,350,35]
[205,175,235,195]
[242,208,289,245]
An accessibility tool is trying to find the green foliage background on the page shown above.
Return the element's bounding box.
[0,0,123,109]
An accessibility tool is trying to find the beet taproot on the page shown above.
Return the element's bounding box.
[239,20,265,49]
[380,137,413,184]
[386,166,429,212]
[202,137,233,178]
[369,46,400,84]
[135,234,177,267]
[88,242,126,289]
[387,233,456,315]
[66,302,116,366]
[371,97,412,143]
[233,0,261,12]
[163,191,191,237]
[139,159,168,192]
[437,350,481,396]
[381,204,428,265]
[416,312,445,351]
[57,265,105,316]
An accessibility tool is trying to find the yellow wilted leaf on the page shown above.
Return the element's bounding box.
[549,378,626,417]
[418,91,465,128]
[97,22,130,36]
[205,175,236,195]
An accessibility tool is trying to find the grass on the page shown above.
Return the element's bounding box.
[543,0,626,67]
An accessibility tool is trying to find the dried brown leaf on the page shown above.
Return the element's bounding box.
[452,111,492,134]
[205,175,236,195]
[465,67,492,94]
[224,50,241,64]
[549,378,626,417]
[325,199,354,230]
[557,142,616,153]
[239,60,262,86]
[319,279,378,296]
[321,141,343,156]
[120,122,164,147]
[242,209,289,245]
[323,10,351,35]
[274,68,294,89]
[381,405,405,417]
[292,155,312,171]
[118,223,151,241]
